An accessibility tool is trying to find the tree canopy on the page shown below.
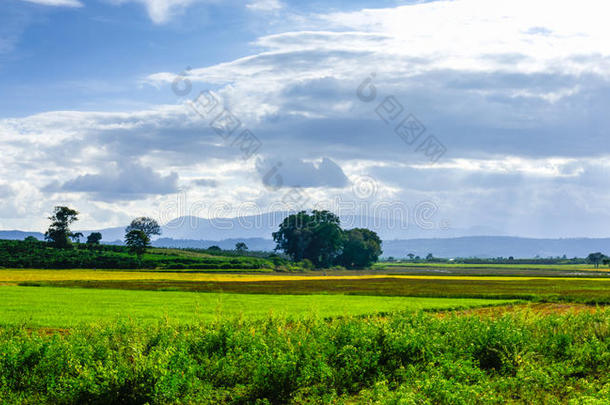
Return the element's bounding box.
[44,206,79,249]
[337,228,383,269]
[125,230,150,259]
[125,217,161,238]
[86,232,102,245]
[273,211,382,268]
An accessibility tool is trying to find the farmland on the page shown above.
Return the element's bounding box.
[1,258,610,403]
[0,286,515,328]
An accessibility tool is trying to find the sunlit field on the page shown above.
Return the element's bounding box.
[0,286,515,328]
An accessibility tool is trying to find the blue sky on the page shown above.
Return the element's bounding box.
[1,0,610,238]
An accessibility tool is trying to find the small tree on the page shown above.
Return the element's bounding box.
[86,232,102,245]
[70,232,84,243]
[235,242,248,252]
[208,245,222,252]
[407,253,415,260]
[125,217,161,238]
[45,206,79,249]
[24,236,38,243]
[125,230,150,262]
[588,252,605,268]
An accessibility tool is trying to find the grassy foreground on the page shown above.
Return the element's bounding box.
[0,286,514,328]
[1,309,609,403]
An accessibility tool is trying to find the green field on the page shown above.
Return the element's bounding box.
[1,261,609,403]
[0,286,514,328]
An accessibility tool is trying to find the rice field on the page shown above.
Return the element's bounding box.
[0,286,515,328]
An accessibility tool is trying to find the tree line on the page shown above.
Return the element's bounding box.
[41,207,383,269]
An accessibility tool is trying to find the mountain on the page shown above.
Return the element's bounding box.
[3,212,610,258]
[94,212,486,242]
[0,230,45,240]
[381,236,610,259]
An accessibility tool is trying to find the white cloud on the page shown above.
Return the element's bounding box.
[246,0,283,12]
[19,0,82,7]
[107,0,200,24]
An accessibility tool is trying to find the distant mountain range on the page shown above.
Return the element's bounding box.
[2,212,609,258]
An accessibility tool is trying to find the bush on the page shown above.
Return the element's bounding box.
[0,310,609,403]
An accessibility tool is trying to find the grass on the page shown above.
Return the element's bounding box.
[0,286,515,328]
[7,268,609,303]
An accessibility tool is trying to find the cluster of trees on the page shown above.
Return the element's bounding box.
[586,252,610,268]
[43,206,161,260]
[44,207,102,249]
[40,207,382,269]
[272,210,382,269]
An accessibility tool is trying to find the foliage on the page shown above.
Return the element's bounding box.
[273,210,349,268]
[0,310,608,403]
[235,242,248,252]
[125,230,150,259]
[44,206,79,249]
[0,239,274,270]
[587,252,607,268]
[337,228,382,268]
[86,232,102,245]
[125,217,161,238]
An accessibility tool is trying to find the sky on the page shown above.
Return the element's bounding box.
[1,0,610,238]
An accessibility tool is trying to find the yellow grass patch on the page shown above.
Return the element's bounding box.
[2,269,610,283]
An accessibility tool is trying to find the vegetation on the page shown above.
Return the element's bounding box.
[85,232,102,245]
[125,217,161,238]
[0,240,274,270]
[273,210,382,268]
[337,228,383,268]
[44,206,79,249]
[0,309,609,403]
[33,273,610,304]
[125,229,150,260]
[0,286,511,328]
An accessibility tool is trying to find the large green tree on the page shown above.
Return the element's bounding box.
[44,206,79,249]
[337,228,382,269]
[273,210,344,267]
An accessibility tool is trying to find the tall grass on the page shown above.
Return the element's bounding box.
[1,309,609,403]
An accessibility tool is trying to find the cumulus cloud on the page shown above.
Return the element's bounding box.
[45,162,179,201]
[3,0,610,236]
[256,157,349,188]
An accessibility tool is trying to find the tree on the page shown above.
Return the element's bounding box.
[273,210,344,267]
[208,245,221,252]
[235,242,248,252]
[70,232,84,243]
[125,230,150,260]
[587,252,605,268]
[407,253,415,260]
[44,206,79,249]
[24,236,38,243]
[86,232,102,245]
[426,253,434,261]
[125,217,161,238]
[337,228,382,269]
